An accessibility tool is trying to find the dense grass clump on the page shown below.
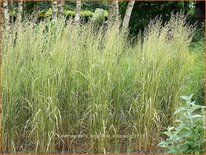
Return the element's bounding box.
[2,14,202,153]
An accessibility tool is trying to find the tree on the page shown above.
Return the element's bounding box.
[75,0,81,22]
[52,0,58,21]
[122,0,135,30]
[59,0,65,18]
[17,0,23,23]
[114,0,119,21]
[2,0,11,34]
[108,0,119,24]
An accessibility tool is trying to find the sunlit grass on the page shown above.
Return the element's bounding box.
[2,14,202,153]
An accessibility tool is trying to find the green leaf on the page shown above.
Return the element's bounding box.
[191,105,205,112]
[180,94,193,102]
[191,114,203,119]
[174,107,187,114]
[180,95,190,101]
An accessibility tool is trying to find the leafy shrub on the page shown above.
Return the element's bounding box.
[37,8,108,22]
[39,9,94,18]
[65,10,94,18]
[38,9,47,17]
[9,11,16,16]
[103,9,108,17]
[91,8,106,24]
[64,10,75,17]
[45,8,52,17]
[158,94,205,154]
[80,10,93,17]
[38,8,52,17]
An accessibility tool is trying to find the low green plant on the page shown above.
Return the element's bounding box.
[38,8,95,18]
[64,10,75,17]
[45,8,53,17]
[91,8,106,25]
[80,10,93,17]
[38,8,53,17]
[158,94,205,154]
[38,9,47,17]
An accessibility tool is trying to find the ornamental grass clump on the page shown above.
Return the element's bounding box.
[2,14,199,153]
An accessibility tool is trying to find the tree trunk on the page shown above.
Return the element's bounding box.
[122,0,135,30]
[52,0,58,21]
[108,0,119,25]
[114,0,119,21]
[108,1,114,23]
[108,0,120,25]
[59,0,65,18]
[2,1,11,34]
[74,0,81,22]
[17,0,23,23]
[0,3,3,38]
